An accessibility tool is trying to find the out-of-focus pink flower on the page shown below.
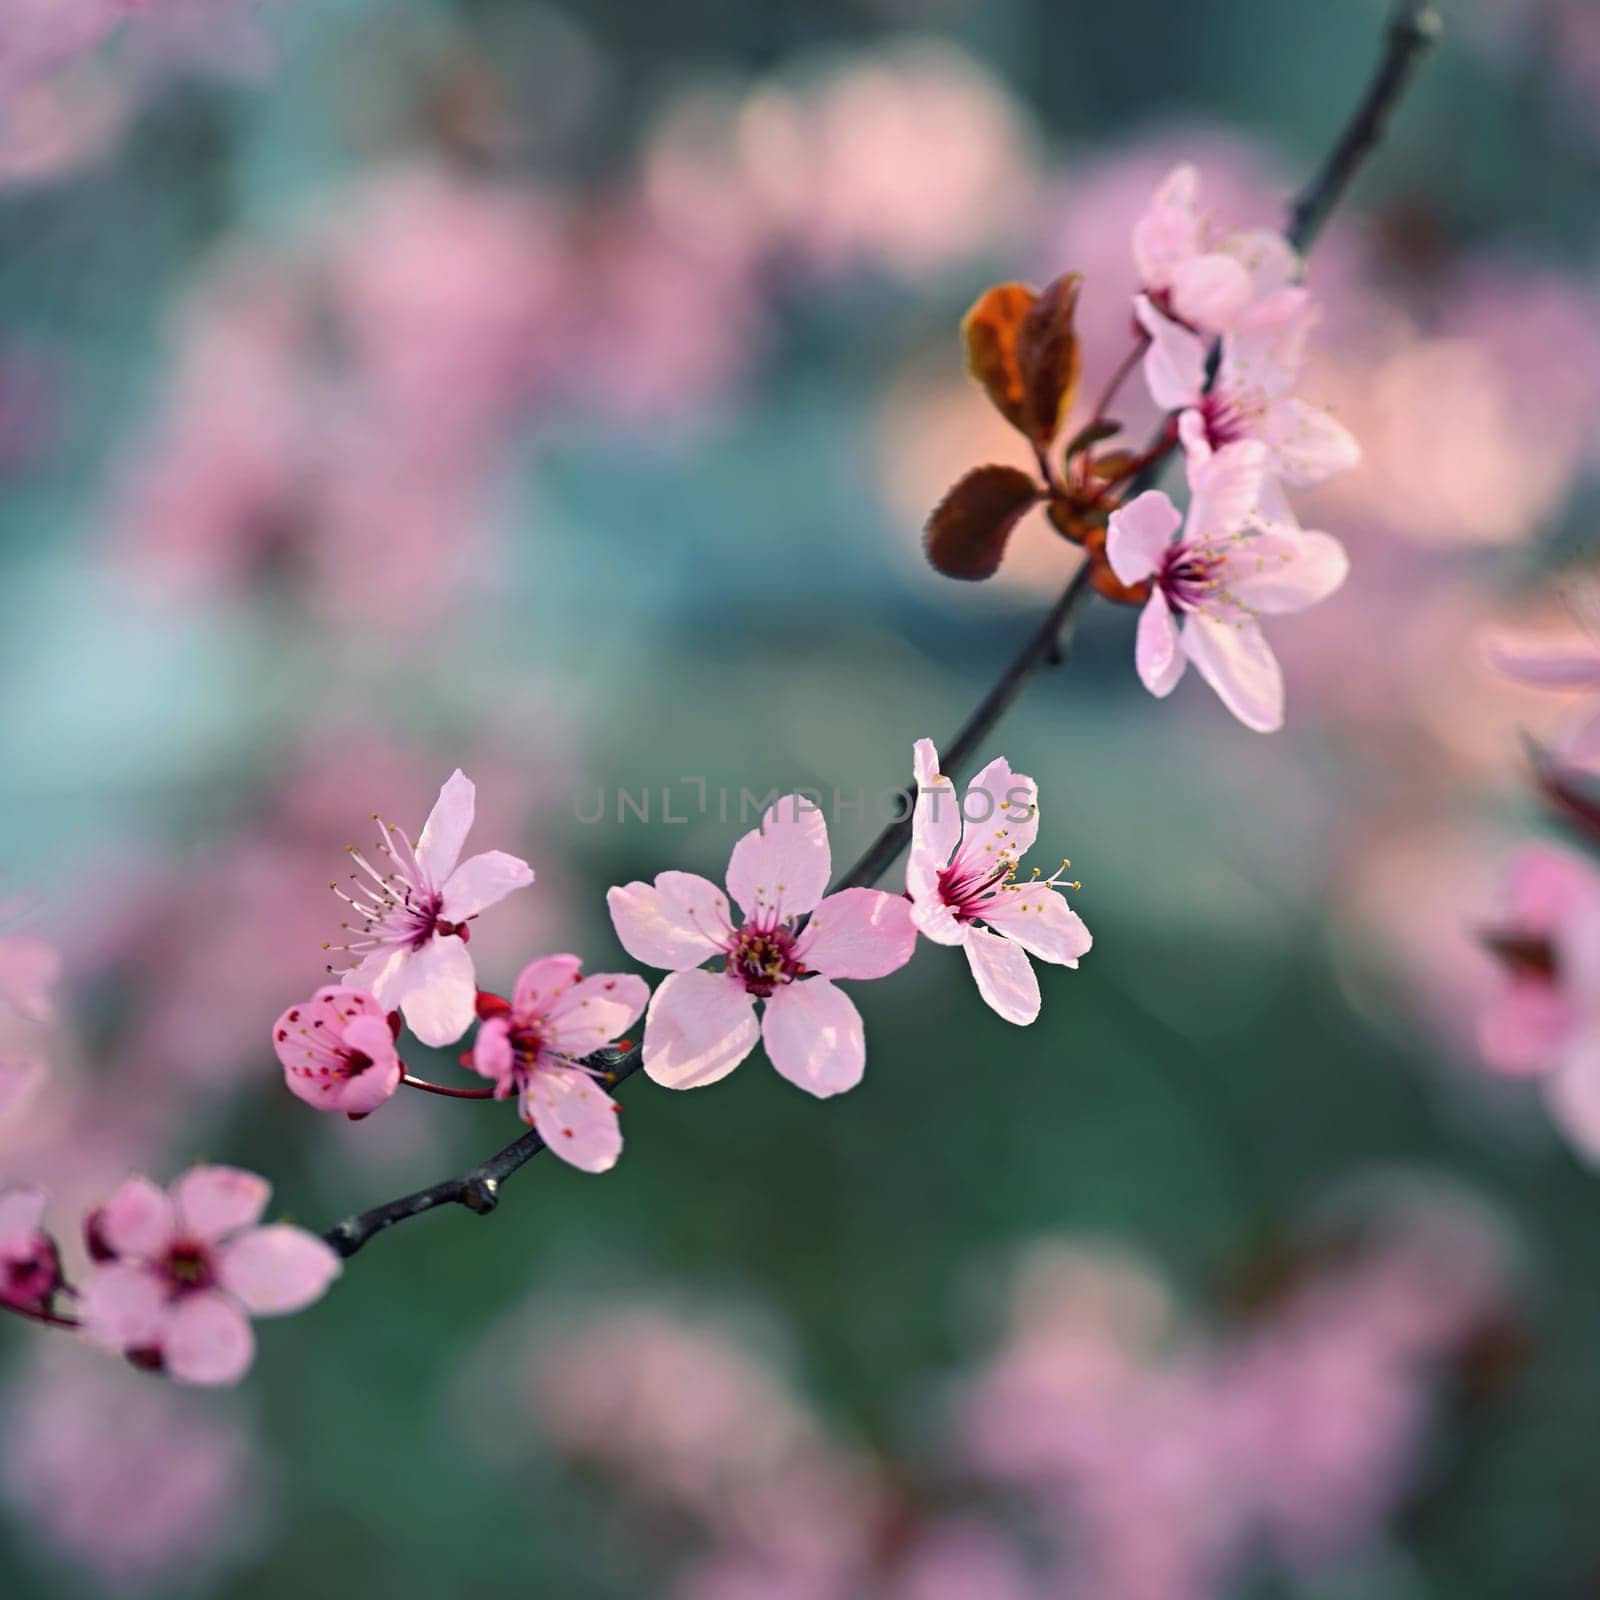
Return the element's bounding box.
[0,1185,62,1316]
[81,1165,340,1386]
[272,985,404,1117]
[334,769,535,1048]
[470,956,648,1172]
[906,740,1089,1026]
[1,1342,264,1591]
[1106,432,1348,731]
[610,798,915,1096]
[0,937,60,1026]
[1484,620,1600,767]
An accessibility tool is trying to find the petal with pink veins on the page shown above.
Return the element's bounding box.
[546,972,650,1056]
[726,796,831,922]
[1133,296,1206,410]
[1107,491,1182,586]
[963,927,1041,1025]
[219,1226,341,1316]
[97,1175,176,1259]
[522,1065,623,1174]
[413,768,476,887]
[174,1166,271,1243]
[389,935,478,1047]
[641,970,759,1090]
[911,895,967,947]
[1221,531,1348,614]
[607,871,730,971]
[797,889,917,980]
[1136,589,1186,697]
[1181,613,1284,732]
[981,888,1092,967]
[510,954,583,1021]
[761,978,866,1098]
[81,1263,166,1351]
[162,1292,256,1387]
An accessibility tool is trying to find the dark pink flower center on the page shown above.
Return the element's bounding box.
[725,926,803,998]
[161,1239,217,1296]
[1159,542,1223,612]
[937,860,1012,924]
[3,1241,58,1310]
[1199,388,1250,446]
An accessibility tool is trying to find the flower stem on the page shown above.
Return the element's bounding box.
[400,1074,496,1101]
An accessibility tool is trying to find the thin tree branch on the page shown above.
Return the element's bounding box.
[1287,0,1441,255]
[320,4,1441,1261]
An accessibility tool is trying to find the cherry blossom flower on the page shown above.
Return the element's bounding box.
[608,798,915,1097]
[0,1186,62,1317]
[81,1166,340,1386]
[1133,162,1297,341]
[470,956,649,1173]
[1105,430,1349,731]
[905,740,1090,1026]
[330,769,534,1047]
[1484,624,1600,767]
[1134,286,1359,495]
[272,985,404,1117]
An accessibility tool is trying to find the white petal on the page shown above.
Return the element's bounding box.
[1106,491,1182,586]
[962,927,1040,1025]
[441,850,534,920]
[1181,614,1285,732]
[414,768,476,886]
[391,936,478,1047]
[1220,531,1348,615]
[641,970,760,1090]
[760,979,866,1098]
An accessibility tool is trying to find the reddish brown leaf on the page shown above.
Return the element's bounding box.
[925,465,1043,581]
[1015,272,1083,447]
[961,283,1036,435]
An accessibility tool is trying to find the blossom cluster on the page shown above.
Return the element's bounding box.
[927,164,1360,733]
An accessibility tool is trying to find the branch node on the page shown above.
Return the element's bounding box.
[460,1176,501,1216]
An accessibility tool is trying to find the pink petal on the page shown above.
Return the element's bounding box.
[726,795,831,922]
[0,1184,45,1245]
[0,935,59,1024]
[97,1175,176,1259]
[960,755,1040,866]
[163,1292,256,1387]
[1259,397,1360,486]
[219,1225,341,1316]
[911,895,967,947]
[1221,227,1299,299]
[1545,1042,1600,1164]
[1482,633,1600,689]
[389,934,477,1047]
[1134,296,1206,410]
[414,768,476,886]
[1560,703,1600,766]
[606,871,730,971]
[1220,530,1348,614]
[1106,491,1182,586]
[440,849,534,920]
[547,972,651,1056]
[81,1263,166,1351]
[1478,978,1570,1078]
[510,953,583,1021]
[1184,434,1268,545]
[523,1065,623,1174]
[1170,252,1254,333]
[797,889,917,980]
[471,1015,515,1092]
[962,927,1040,1025]
[1181,613,1284,732]
[909,738,961,902]
[174,1166,271,1244]
[760,978,866,1098]
[980,886,1092,967]
[641,969,759,1090]
[1131,164,1201,289]
[1136,589,1186,697]
[330,1014,405,1115]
